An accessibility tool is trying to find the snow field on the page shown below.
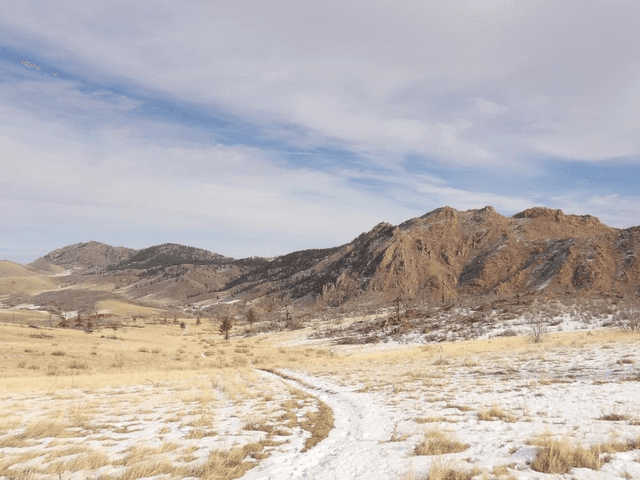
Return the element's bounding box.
[0,369,325,480]
[1,320,640,480]
[292,331,640,479]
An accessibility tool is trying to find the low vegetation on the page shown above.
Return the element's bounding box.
[414,428,469,456]
[528,436,607,473]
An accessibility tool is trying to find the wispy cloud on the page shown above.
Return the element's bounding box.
[1,1,640,262]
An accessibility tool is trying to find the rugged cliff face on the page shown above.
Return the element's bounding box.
[228,206,639,306]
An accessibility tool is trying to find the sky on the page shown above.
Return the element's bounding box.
[2,1,640,263]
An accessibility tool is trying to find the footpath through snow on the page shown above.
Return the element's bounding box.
[241,369,412,480]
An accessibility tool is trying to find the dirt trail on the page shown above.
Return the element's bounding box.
[241,369,412,480]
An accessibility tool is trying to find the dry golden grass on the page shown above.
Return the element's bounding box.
[192,447,255,480]
[418,460,480,480]
[0,433,29,448]
[1,318,639,479]
[300,399,334,452]
[477,404,518,423]
[599,435,640,453]
[42,450,110,474]
[185,428,217,439]
[414,428,469,456]
[0,451,44,477]
[529,435,607,473]
[95,299,166,316]
[0,321,331,480]
[20,419,70,439]
[0,416,21,433]
[0,322,321,391]
[0,276,57,296]
[415,416,458,424]
[119,459,177,480]
[0,260,44,277]
[0,308,51,323]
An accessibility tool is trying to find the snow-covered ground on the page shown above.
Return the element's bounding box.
[1,325,639,480]
[0,370,327,479]
[276,332,640,480]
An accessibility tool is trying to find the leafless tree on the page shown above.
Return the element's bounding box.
[246,308,257,330]
[219,317,233,340]
[612,304,640,332]
[525,312,546,343]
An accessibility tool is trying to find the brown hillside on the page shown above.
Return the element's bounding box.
[11,206,640,318]
[33,241,137,270]
[227,206,639,307]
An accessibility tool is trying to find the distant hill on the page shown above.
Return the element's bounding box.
[108,243,229,271]
[0,260,42,278]
[31,241,136,271]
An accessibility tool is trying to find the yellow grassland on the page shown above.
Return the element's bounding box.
[0,320,332,480]
[0,309,51,322]
[0,275,58,295]
[95,299,166,316]
[0,261,43,277]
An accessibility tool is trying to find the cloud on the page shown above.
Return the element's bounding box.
[3,1,640,165]
[2,1,640,263]
[0,92,550,259]
[551,194,640,229]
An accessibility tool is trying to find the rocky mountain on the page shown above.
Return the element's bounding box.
[219,206,640,307]
[10,206,640,318]
[30,241,137,271]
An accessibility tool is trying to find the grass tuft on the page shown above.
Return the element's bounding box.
[425,460,480,480]
[477,404,518,423]
[20,419,69,439]
[529,436,607,473]
[414,428,469,456]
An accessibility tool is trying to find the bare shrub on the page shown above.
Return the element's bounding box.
[219,317,233,340]
[612,304,640,332]
[525,312,546,343]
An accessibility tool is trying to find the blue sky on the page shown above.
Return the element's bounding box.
[2,1,640,263]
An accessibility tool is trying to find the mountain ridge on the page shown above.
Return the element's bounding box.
[4,205,640,318]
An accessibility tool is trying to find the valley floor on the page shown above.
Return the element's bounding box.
[1,322,639,480]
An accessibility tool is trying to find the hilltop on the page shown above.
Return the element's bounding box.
[29,241,136,272]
